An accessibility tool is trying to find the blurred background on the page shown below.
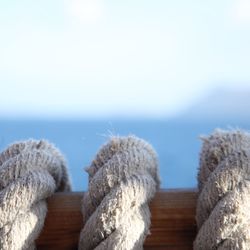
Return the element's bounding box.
[1,0,250,190]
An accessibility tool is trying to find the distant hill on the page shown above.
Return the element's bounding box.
[180,88,250,121]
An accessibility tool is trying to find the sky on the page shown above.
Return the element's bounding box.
[1,0,250,118]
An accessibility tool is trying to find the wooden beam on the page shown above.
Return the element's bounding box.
[36,189,198,250]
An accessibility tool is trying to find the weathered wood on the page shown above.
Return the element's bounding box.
[36,189,198,249]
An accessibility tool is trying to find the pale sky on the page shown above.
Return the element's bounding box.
[1,0,250,118]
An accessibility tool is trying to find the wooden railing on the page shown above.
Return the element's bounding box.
[36,189,198,250]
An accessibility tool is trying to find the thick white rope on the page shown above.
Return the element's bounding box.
[0,139,71,249]
[194,130,250,249]
[79,135,160,250]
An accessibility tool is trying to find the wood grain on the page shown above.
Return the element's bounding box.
[36,189,198,249]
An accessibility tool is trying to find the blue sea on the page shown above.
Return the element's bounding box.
[0,119,249,191]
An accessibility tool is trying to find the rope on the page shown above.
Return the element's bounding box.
[194,130,250,249]
[0,139,71,250]
[79,135,160,250]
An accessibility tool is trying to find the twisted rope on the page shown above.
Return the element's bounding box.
[194,130,250,249]
[0,139,71,250]
[79,135,160,250]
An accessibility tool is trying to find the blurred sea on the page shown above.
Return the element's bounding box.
[0,119,249,191]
